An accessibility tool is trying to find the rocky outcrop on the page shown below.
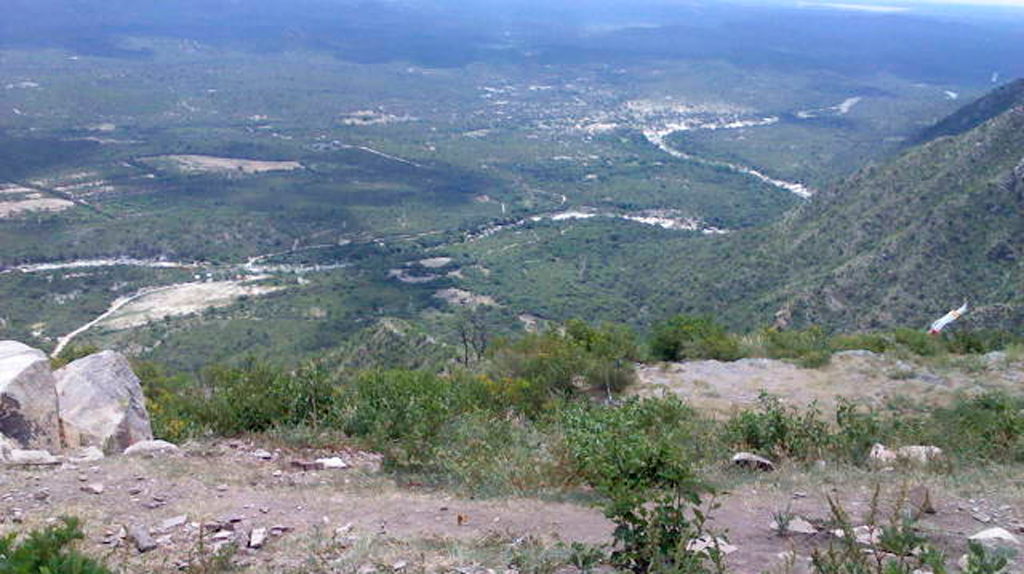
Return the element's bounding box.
[56,351,153,454]
[0,341,62,450]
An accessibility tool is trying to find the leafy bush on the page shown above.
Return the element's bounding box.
[490,322,638,400]
[50,344,100,370]
[944,329,1022,355]
[650,315,743,362]
[763,326,832,368]
[830,332,890,354]
[894,328,944,357]
[561,399,723,573]
[926,391,1024,463]
[433,411,567,495]
[342,369,476,468]
[0,517,111,574]
[723,393,834,461]
[159,359,344,437]
[811,490,1008,574]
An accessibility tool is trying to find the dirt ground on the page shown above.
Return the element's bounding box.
[634,351,1022,414]
[3,438,1021,573]
[149,155,303,175]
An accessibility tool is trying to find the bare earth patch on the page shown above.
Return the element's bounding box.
[634,351,1021,414]
[4,440,1020,573]
[98,279,283,330]
[0,184,74,218]
[434,288,498,308]
[146,155,303,175]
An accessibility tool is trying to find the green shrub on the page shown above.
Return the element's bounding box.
[833,399,887,464]
[927,391,1024,462]
[723,393,833,461]
[341,370,507,468]
[649,315,743,362]
[50,344,100,370]
[0,517,111,574]
[764,326,832,367]
[894,328,944,357]
[187,359,343,436]
[944,329,1023,355]
[490,324,638,400]
[561,399,723,573]
[433,411,566,495]
[830,332,890,354]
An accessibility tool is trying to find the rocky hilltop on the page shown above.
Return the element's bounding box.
[0,340,155,461]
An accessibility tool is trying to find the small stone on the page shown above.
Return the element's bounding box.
[124,440,179,457]
[81,483,104,495]
[789,517,818,535]
[128,525,157,553]
[32,490,50,501]
[316,457,349,470]
[259,507,270,514]
[897,445,943,465]
[969,527,1020,545]
[216,484,229,492]
[291,460,323,471]
[68,447,105,463]
[158,515,188,533]
[973,512,993,524]
[248,527,267,549]
[272,470,283,477]
[77,474,89,482]
[8,450,60,466]
[908,485,937,515]
[792,491,808,499]
[731,452,775,472]
[252,449,273,460]
[868,444,897,466]
[210,530,234,542]
[393,561,408,571]
[686,535,737,555]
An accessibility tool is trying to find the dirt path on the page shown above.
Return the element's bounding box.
[4,440,1020,573]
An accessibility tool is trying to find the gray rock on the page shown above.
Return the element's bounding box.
[732,452,775,472]
[897,445,943,465]
[124,440,179,457]
[81,483,104,495]
[686,535,738,555]
[788,517,818,535]
[158,515,188,533]
[248,527,267,549]
[0,341,62,451]
[868,443,897,466]
[7,449,60,466]
[969,527,1019,545]
[0,433,19,460]
[55,351,153,454]
[67,446,104,463]
[908,485,937,515]
[128,525,157,553]
[316,456,348,469]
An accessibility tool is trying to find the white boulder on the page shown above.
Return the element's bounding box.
[969,527,1019,545]
[56,351,153,454]
[0,341,62,451]
[7,448,61,466]
[124,439,179,457]
[732,452,776,471]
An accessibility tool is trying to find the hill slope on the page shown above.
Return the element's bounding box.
[716,84,1024,329]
